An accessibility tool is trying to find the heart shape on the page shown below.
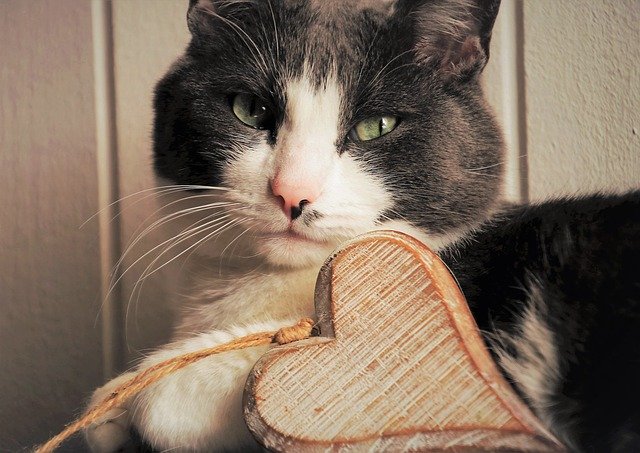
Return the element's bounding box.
[244,231,565,452]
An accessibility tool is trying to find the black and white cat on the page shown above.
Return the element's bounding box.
[85,0,640,451]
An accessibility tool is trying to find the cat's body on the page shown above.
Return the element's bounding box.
[445,192,640,451]
[85,0,640,451]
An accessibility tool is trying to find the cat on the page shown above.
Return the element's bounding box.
[85,0,640,451]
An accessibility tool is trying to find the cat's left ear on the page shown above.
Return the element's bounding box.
[399,0,501,82]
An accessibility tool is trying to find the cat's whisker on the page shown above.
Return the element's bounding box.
[176,219,254,276]
[464,162,504,171]
[227,234,265,260]
[124,203,236,256]
[463,154,527,172]
[107,212,239,306]
[354,25,384,88]
[178,216,252,274]
[112,201,240,281]
[219,220,253,261]
[464,170,501,179]
[94,210,238,329]
[124,193,236,241]
[156,184,231,192]
[256,2,278,73]
[141,193,236,224]
[118,198,238,263]
[125,216,246,331]
[266,0,280,61]
[159,447,187,453]
[375,61,418,81]
[81,187,174,229]
[134,217,245,287]
[80,184,230,229]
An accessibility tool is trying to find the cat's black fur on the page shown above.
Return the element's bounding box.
[443,192,640,451]
[151,0,640,451]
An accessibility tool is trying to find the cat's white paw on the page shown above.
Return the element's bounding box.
[85,321,294,451]
[84,372,136,453]
[128,334,271,451]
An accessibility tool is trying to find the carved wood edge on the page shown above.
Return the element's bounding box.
[244,230,566,452]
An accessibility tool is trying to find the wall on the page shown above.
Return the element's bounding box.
[523,0,639,200]
[0,2,104,450]
[1,0,638,449]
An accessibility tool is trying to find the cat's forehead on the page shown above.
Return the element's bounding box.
[307,0,398,15]
[274,0,401,86]
[190,0,417,95]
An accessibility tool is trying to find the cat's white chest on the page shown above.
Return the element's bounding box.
[174,257,321,337]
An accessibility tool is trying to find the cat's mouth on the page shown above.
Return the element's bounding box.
[254,227,337,267]
[258,229,327,245]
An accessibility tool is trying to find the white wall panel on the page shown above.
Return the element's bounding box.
[483,0,528,202]
[0,1,103,449]
[110,0,190,363]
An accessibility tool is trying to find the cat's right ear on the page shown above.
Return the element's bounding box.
[187,0,254,37]
[187,0,218,35]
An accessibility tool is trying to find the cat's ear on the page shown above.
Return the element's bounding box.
[188,0,248,35]
[187,0,217,35]
[187,0,257,36]
[399,0,501,81]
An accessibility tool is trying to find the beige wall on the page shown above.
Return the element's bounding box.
[523,0,640,200]
[1,0,638,449]
[0,1,104,449]
[110,0,190,365]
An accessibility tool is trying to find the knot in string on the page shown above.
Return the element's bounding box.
[273,317,315,345]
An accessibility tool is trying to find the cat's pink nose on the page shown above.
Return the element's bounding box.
[270,179,319,221]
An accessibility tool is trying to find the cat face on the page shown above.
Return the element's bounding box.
[153,0,504,268]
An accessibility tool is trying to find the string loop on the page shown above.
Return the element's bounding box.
[34,318,315,453]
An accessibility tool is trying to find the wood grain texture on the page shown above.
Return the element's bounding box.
[245,231,565,452]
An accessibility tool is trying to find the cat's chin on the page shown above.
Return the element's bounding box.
[257,233,338,269]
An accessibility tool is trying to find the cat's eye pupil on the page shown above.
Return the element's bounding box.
[249,98,267,119]
[231,93,274,130]
[351,115,399,142]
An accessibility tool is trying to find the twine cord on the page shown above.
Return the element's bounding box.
[34,318,315,453]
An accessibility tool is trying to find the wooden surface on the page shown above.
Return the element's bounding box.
[244,231,565,452]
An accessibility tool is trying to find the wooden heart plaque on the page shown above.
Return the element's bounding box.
[244,231,565,452]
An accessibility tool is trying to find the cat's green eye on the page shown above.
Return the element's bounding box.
[351,115,398,141]
[231,93,274,129]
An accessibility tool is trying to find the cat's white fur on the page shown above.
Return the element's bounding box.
[86,71,441,452]
[492,276,564,445]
